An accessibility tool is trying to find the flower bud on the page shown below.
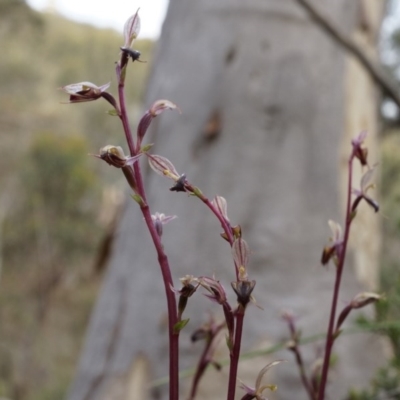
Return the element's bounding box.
[151,212,177,237]
[231,280,256,309]
[336,292,381,332]
[352,166,379,213]
[149,99,179,117]
[61,81,110,103]
[232,238,250,281]
[350,292,381,309]
[351,131,368,166]
[96,145,142,168]
[99,145,127,168]
[137,100,179,146]
[211,195,230,222]
[123,10,141,49]
[147,154,180,180]
[321,220,343,266]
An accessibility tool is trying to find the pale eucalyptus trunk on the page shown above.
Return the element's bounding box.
[68,1,385,399]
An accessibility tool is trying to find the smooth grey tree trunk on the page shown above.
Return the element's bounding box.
[68,1,385,399]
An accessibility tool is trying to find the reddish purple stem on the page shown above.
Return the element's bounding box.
[227,308,245,400]
[117,64,179,400]
[317,152,355,400]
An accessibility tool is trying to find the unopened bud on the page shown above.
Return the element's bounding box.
[99,145,127,168]
[351,292,381,309]
[212,195,230,222]
[96,145,142,168]
[351,131,368,166]
[231,280,256,308]
[123,10,141,49]
[232,238,249,280]
[336,292,381,332]
[151,212,177,237]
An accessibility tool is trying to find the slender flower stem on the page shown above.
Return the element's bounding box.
[138,195,180,400]
[292,345,316,400]
[118,68,136,156]
[201,197,234,245]
[118,64,179,400]
[317,153,355,400]
[189,322,225,400]
[184,185,234,246]
[285,314,315,399]
[227,307,245,400]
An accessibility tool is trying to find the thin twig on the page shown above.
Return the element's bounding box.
[294,0,400,110]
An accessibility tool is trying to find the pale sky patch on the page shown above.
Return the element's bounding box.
[26,0,169,39]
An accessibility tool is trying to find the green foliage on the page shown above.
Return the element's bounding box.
[4,132,101,264]
[379,131,400,358]
[347,131,400,399]
[0,0,153,400]
[0,135,104,400]
[0,3,153,398]
[346,362,400,400]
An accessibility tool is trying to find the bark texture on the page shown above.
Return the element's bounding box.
[68,1,385,399]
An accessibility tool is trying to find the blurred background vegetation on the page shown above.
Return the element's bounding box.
[0,1,153,398]
[1,0,400,399]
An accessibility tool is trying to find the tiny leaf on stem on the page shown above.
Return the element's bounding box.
[173,319,190,334]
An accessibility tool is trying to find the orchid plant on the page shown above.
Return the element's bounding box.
[60,10,381,400]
